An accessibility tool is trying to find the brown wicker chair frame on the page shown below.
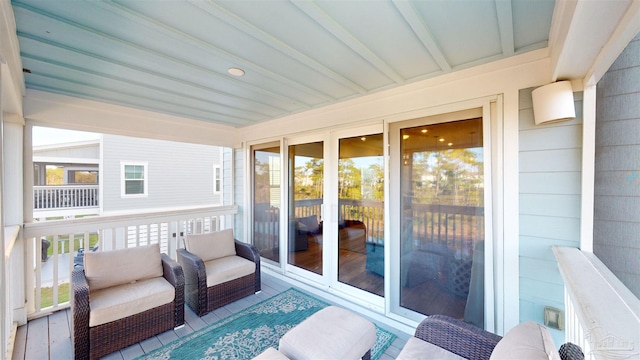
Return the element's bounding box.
[415,315,583,360]
[72,253,185,360]
[177,239,261,317]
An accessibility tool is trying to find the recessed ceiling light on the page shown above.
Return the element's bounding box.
[403,134,410,140]
[228,67,245,77]
[448,142,453,146]
[361,137,366,141]
[421,129,428,133]
[439,138,445,142]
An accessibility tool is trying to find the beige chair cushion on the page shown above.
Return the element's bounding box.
[397,336,465,360]
[490,321,560,360]
[88,276,175,327]
[185,229,236,262]
[84,243,163,291]
[204,255,256,287]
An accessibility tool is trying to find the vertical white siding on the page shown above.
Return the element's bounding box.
[518,88,583,345]
[101,134,222,212]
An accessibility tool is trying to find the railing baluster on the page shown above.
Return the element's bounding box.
[52,235,60,308]
[33,185,100,210]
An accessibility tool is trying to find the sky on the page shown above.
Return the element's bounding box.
[32,127,100,146]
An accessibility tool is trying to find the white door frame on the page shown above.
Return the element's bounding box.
[385,96,499,332]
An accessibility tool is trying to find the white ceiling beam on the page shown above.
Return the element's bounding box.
[583,0,640,86]
[495,0,514,57]
[391,0,451,72]
[292,0,405,84]
[24,89,241,148]
[549,0,633,82]
[194,0,368,95]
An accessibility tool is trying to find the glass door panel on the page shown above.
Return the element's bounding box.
[337,133,384,296]
[252,143,281,263]
[288,141,323,275]
[399,117,485,326]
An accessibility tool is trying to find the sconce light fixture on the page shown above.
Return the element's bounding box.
[531,81,575,125]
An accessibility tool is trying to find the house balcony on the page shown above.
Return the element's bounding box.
[33,185,100,219]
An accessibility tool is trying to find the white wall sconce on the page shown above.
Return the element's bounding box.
[531,81,576,125]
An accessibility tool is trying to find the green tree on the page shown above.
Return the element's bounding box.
[46,167,63,185]
[338,158,362,199]
[411,148,483,206]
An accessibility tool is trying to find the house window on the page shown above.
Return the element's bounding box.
[121,162,147,197]
[213,165,221,194]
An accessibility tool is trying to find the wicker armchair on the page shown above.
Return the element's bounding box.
[405,315,583,360]
[414,315,501,360]
[72,245,184,360]
[177,229,261,316]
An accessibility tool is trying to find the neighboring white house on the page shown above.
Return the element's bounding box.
[33,132,224,220]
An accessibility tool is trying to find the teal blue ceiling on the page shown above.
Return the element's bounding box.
[12,0,555,128]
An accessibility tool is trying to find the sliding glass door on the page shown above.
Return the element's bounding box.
[336,133,384,297]
[287,139,324,276]
[252,142,281,264]
[391,108,488,327]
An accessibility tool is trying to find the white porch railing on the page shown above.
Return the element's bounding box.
[33,185,99,210]
[554,247,640,360]
[22,205,237,318]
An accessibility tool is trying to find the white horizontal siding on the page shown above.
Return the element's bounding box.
[101,134,222,212]
[519,149,582,173]
[519,236,578,261]
[518,87,583,346]
[33,143,99,159]
[519,215,581,242]
[519,194,580,218]
[519,172,581,195]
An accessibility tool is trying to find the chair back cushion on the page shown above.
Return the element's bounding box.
[185,229,236,262]
[490,321,560,360]
[298,215,320,233]
[84,243,163,291]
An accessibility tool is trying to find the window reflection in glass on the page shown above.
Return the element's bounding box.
[399,118,485,327]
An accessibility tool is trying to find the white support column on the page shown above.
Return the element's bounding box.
[0,66,6,360]
[23,122,35,316]
[580,85,596,253]
[4,115,26,326]
[501,88,520,335]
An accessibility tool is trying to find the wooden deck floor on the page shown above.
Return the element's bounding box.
[11,274,410,360]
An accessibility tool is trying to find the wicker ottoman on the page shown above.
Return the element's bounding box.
[278,306,377,360]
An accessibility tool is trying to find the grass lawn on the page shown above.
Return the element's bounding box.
[40,282,70,309]
[44,233,99,257]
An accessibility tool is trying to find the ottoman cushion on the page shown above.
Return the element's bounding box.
[253,347,290,360]
[279,306,377,360]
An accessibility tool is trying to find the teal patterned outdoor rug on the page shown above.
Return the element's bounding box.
[137,288,395,360]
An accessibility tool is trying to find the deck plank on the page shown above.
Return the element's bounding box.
[48,309,72,359]
[24,317,49,359]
